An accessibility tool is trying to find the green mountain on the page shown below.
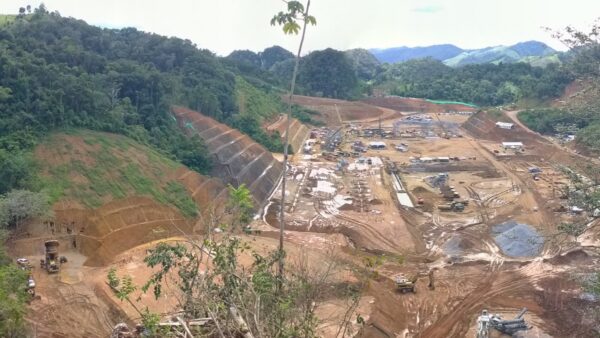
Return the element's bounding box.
[444,41,557,67]
[369,44,463,63]
[370,41,560,67]
[0,6,285,195]
[344,48,381,80]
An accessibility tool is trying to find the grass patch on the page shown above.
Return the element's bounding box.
[0,14,15,27]
[39,130,198,217]
[121,164,159,197]
[41,164,71,203]
[164,181,198,218]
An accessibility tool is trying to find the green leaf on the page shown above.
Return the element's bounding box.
[283,21,301,35]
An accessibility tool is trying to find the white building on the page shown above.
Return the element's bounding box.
[496,122,514,129]
[369,141,386,149]
[502,142,523,150]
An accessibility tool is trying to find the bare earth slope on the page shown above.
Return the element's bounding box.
[32,130,226,266]
[172,106,284,208]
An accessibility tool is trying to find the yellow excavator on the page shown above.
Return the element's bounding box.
[394,270,436,293]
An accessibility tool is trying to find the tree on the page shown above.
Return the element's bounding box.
[107,184,355,337]
[227,50,262,68]
[260,46,295,70]
[299,48,359,99]
[0,231,29,338]
[226,184,254,226]
[0,190,51,230]
[271,0,316,280]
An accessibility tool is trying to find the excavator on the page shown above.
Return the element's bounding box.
[394,270,436,293]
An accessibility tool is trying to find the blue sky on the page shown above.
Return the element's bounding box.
[1,0,599,55]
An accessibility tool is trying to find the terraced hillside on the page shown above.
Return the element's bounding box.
[34,130,226,265]
[266,114,309,153]
[172,107,284,207]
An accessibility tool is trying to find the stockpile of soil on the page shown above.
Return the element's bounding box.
[492,221,544,257]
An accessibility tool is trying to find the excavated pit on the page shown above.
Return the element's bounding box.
[172,106,298,208]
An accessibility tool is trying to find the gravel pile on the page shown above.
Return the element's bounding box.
[492,221,544,257]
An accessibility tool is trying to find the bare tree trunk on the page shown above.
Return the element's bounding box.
[230,306,255,338]
[278,0,312,281]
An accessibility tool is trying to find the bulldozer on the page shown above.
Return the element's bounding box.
[41,240,67,273]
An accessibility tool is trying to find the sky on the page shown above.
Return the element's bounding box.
[2,0,600,56]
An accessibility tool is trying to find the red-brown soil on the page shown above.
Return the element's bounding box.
[288,95,399,125]
[265,114,309,153]
[363,96,477,114]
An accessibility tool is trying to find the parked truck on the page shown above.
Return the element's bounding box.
[41,240,66,273]
[437,201,466,212]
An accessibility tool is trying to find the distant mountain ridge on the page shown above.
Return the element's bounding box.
[369,44,463,63]
[370,41,559,66]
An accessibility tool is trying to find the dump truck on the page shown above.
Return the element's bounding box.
[41,240,65,273]
[394,274,417,293]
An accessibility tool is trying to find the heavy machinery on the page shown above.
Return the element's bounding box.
[394,274,417,293]
[17,258,36,296]
[395,269,437,293]
[437,201,465,212]
[476,308,530,338]
[16,258,32,270]
[41,240,66,273]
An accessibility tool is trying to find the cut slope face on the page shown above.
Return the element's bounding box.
[462,111,547,145]
[289,95,395,124]
[363,96,477,113]
[35,130,226,265]
[172,106,283,207]
[266,114,309,153]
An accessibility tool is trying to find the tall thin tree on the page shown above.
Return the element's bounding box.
[271,1,316,279]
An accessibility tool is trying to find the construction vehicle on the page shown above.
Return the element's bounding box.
[17,258,32,270]
[394,268,436,293]
[394,274,417,293]
[16,258,36,296]
[41,240,66,273]
[437,201,465,212]
[476,308,530,338]
[26,276,36,296]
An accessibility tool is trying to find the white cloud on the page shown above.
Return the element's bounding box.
[1,0,599,54]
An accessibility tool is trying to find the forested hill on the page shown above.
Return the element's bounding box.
[370,41,559,66]
[0,6,290,194]
[227,43,571,106]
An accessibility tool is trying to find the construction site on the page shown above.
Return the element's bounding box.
[8,96,600,337]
